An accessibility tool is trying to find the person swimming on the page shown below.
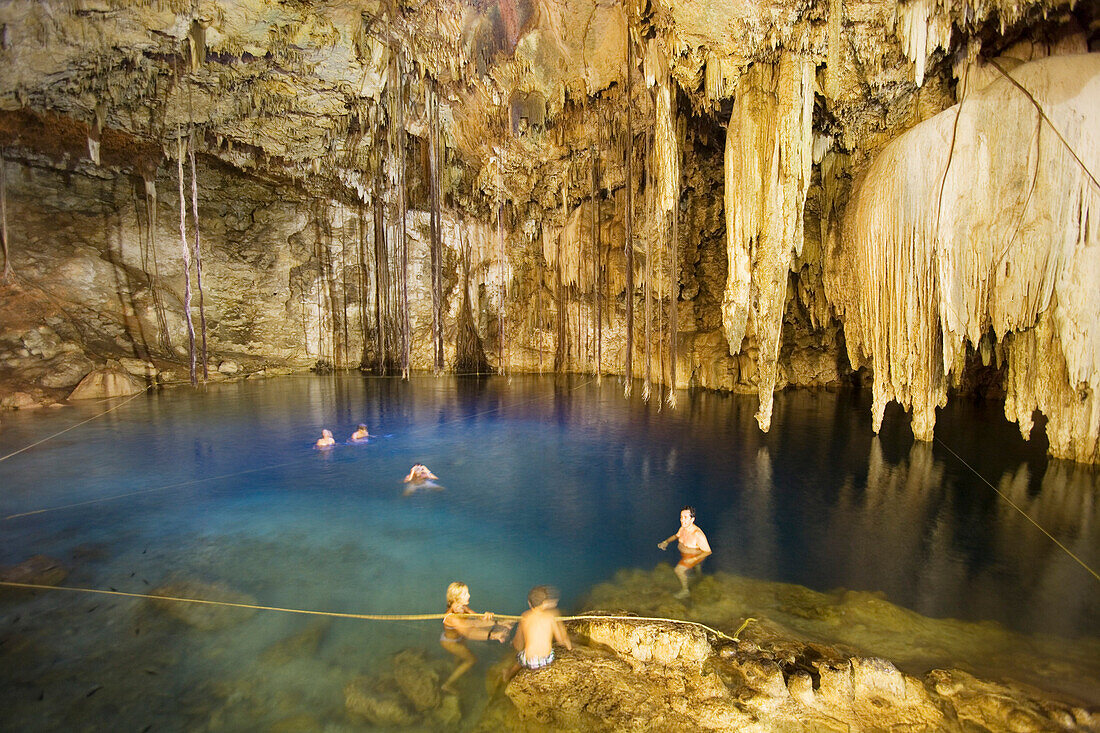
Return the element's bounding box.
[402,464,441,495]
[658,505,712,599]
[315,429,336,449]
[439,582,509,694]
[349,424,369,442]
[403,464,437,483]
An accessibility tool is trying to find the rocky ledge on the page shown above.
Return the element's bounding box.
[479,567,1099,732]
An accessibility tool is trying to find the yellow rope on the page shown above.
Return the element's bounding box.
[934,437,1100,584]
[0,580,755,641]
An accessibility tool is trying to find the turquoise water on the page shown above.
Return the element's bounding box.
[1,375,1097,728]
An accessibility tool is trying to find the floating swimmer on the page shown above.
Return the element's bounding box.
[403,464,437,483]
[439,582,510,695]
[349,424,370,442]
[658,505,711,599]
[402,463,441,495]
[315,429,336,449]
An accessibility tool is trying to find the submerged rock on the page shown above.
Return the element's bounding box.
[261,619,331,666]
[147,580,257,630]
[0,555,68,588]
[392,648,442,712]
[344,675,417,727]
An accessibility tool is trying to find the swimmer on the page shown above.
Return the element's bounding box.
[349,424,370,442]
[504,585,571,684]
[315,429,336,449]
[440,582,510,694]
[403,464,437,483]
[658,505,711,599]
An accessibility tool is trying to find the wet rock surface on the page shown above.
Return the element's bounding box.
[483,568,1100,731]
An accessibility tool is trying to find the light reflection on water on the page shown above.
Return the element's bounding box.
[0,374,1097,728]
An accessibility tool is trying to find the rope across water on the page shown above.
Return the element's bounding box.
[0,579,756,642]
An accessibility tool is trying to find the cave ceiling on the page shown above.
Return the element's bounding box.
[2,0,1093,211]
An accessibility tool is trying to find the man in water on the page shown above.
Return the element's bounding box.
[504,585,572,683]
[315,429,336,449]
[658,506,711,599]
[349,424,369,442]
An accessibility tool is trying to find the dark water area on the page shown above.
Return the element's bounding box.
[1,374,1097,728]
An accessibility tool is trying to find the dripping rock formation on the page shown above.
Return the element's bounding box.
[0,0,1098,461]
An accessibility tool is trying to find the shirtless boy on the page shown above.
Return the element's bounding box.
[504,585,572,682]
[349,424,369,442]
[658,505,712,599]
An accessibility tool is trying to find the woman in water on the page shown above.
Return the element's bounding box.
[315,429,336,449]
[440,582,508,694]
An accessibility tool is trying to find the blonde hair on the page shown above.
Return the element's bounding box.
[446,582,468,607]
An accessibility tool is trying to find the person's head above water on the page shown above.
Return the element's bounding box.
[527,585,559,608]
[322,429,333,438]
[446,581,470,607]
[680,505,696,526]
[358,424,367,431]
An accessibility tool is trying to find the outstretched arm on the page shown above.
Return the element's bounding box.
[657,531,679,550]
[553,615,572,651]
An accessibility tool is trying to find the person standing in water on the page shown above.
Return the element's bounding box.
[349,424,370,442]
[315,429,336,449]
[439,582,509,694]
[658,505,711,598]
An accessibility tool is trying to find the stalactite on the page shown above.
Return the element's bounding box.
[591,145,600,381]
[0,155,10,282]
[372,163,388,374]
[827,54,1100,461]
[176,135,196,386]
[142,172,172,354]
[668,110,681,408]
[643,124,653,403]
[389,44,410,377]
[428,82,444,373]
[497,199,507,374]
[188,131,208,381]
[723,53,815,431]
[592,143,603,382]
[555,193,566,372]
[339,203,350,369]
[455,218,490,374]
[357,204,369,368]
[624,14,636,396]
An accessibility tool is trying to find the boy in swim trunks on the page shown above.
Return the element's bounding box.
[504,585,572,682]
[658,505,711,599]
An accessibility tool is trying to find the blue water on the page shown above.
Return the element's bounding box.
[1,375,1097,728]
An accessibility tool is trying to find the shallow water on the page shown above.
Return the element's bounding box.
[1,374,1097,729]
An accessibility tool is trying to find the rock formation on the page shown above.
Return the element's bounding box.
[0,0,1096,460]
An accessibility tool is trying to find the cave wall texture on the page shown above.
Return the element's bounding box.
[0,0,1097,462]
